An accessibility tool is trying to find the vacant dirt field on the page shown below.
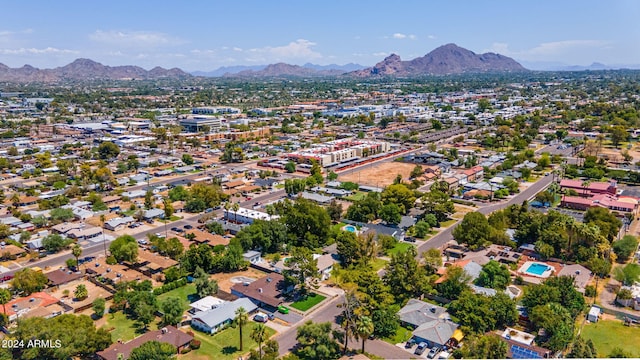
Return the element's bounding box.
[210,267,268,292]
[338,162,418,187]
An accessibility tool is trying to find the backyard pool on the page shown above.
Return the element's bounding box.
[519,261,553,278]
[344,225,357,233]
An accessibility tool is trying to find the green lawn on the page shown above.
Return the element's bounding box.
[344,191,366,202]
[290,293,327,311]
[382,325,413,345]
[331,222,350,233]
[187,324,276,360]
[158,283,198,309]
[386,242,413,256]
[371,258,388,271]
[102,311,158,342]
[439,219,457,228]
[581,320,640,358]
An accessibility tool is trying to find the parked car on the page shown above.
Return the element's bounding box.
[170,227,179,232]
[253,312,268,323]
[427,346,440,359]
[415,342,428,355]
[277,305,289,314]
[184,224,193,229]
[267,313,275,320]
[405,338,416,349]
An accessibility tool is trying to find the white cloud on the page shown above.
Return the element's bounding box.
[89,30,184,48]
[427,35,437,40]
[390,33,416,40]
[485,40,611,62]
[245,39,322,62]
[373,52,388,57]
[0,47,78,55]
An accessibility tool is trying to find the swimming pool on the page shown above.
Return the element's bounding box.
[523,262,552,276]
[344,225,357,233]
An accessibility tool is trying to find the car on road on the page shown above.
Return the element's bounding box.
[415,342,428,355]
[277,305,289,314]
[184,224,193,229]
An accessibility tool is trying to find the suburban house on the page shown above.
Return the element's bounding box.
[97,326,193,360]
[397,299,462,349]
[104,216,134,231]
[315,253,337,281]
[143,208,165,221]
[435,260,483,285]
[559,179,617,196]
[66,226,102,241]
[0,292,63,322]
[557,264,592,293]
[224,207,279,224]
[191,298,258,334]
[560,193,637,214]
[188,296,226,314]
[243,250,262,265]
[230,273,291,309]
[499,327,552,359]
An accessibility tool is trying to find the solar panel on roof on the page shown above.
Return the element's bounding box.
[511,345,542,359]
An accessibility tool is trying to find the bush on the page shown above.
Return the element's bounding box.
[190,339,201,350]
[181,347,192,354]
[106,256,117,265]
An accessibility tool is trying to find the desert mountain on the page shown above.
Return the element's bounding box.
[351,43,527,76]
[0,58,191,82]
[224,63,346,77]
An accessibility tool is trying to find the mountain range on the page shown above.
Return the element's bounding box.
[350,43,526,76]
[11,43,637,82]
[0,58,191,82]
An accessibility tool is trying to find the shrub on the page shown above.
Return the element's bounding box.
[190,339,201,350]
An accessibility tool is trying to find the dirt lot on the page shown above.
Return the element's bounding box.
[210,268,268,293]
[50,280,111,311]
[338,162,418,187]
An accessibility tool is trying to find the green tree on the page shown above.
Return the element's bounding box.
[42,233,72,253]
[160,297,185,326]
[74,284,88,300]
[181,153,194,165]
[11,268,49,295]
[50,207,75,223]
[567,336,597,358]
[476,260,511,290]
[163,197,174,220]
[12,314,111,359]
[235,306,249,351]
[614,263,640,286]
[453,212,492,250]
[144,189,154,209]
[194,267,219,298]
[610,125,629,148]
[97,141,120,160]
[413,220,431,238]
[326,199,343,222]
[295,321,340,360]
[437,265,472,301]
[356,315,374,353]
[251,323,268,360]
[381,183,415,214]
[455,334,507,359]
[285,161,296,173]
[92,297,106,318]
[379,203,402,225]
[72,244,82,270]
[609,347,633,358]
[0,289,11,318]
[109,235,138,263]
[613,235,639,262]
[383,247,431,304]
[129,340,176,360]
[285,247,319,295]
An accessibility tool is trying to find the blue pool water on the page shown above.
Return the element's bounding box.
[525,263,550,276]
[344,225,357,233]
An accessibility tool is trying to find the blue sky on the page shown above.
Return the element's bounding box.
[1,0,639,71]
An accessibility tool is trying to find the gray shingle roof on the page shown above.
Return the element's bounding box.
[191,298,257,328]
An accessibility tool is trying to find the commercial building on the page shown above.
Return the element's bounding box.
[286,138,391,167]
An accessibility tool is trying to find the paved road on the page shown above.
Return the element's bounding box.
[417,174,556,255]
[274,294,412,359]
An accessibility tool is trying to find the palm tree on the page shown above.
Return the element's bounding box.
[100,214,107,257]
[232,202,240,224]
[338,286,359,354]
[250,323,267,360]
[0,288,11,318]
[235,306,248,351]
[581,180,591,198]
[223,201,231,221]
[356,315,374,353]
[72,244,82,272]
